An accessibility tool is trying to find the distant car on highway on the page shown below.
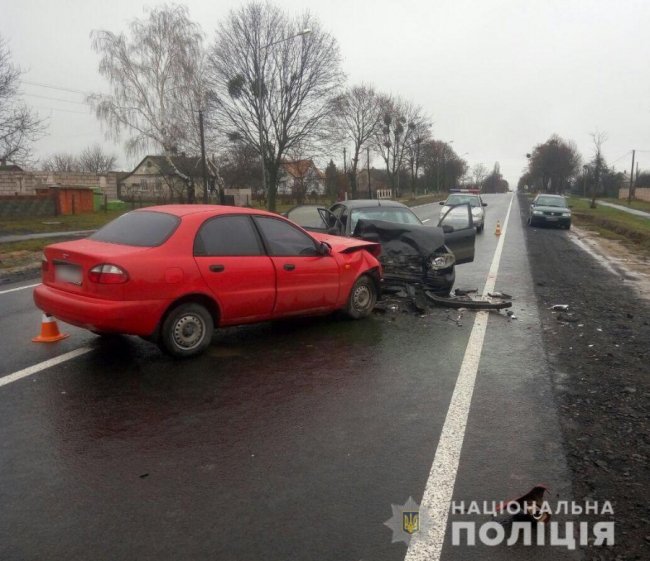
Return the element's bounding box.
[439,189,488,233]
[33,205,382,358]
[528,194,572,229]
[286,199,475,295]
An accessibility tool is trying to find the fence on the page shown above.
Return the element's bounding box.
[0,195,56,218]
[376,189,393,199]
[619,187,650,202]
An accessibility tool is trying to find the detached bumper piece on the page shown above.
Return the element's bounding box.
[425,290,512,310]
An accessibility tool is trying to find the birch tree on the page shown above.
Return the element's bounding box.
[0,36,45,165]
[88,5,206,201]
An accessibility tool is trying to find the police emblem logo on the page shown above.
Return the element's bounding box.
[384,496,429,545]
[403,511,419,534]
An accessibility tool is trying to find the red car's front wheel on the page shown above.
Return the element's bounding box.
[159,303,214,358]
[345,275,378,319]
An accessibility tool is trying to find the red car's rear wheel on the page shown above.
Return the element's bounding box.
[160,303,214,358]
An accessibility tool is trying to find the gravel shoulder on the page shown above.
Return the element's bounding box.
[520,195,649,560]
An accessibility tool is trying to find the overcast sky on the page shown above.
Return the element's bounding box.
[2,0,649,186]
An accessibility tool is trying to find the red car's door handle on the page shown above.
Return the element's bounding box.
[283,263,295,271]
[209,264,225,273]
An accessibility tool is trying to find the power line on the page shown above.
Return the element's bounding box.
[610,151,632,165]
[21,92,89,106]
[20,80,88,95]
[32,105,91,115]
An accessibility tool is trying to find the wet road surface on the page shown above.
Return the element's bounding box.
[0,195,579,560]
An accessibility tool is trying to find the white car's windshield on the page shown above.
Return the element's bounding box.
[350,207,422,232]
[445,194,482,207]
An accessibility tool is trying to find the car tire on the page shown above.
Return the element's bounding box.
[477,223,484,233]
[159,303,213,358]
[345,275,378,319]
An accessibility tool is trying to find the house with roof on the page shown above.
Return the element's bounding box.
[118,155,218,202]
[277,159,325,198]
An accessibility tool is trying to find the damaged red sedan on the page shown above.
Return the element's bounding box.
[34,205,382,358]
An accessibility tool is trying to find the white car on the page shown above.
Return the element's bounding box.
[439,191,488,233]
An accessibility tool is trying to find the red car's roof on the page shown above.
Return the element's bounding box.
[135,205,279,218]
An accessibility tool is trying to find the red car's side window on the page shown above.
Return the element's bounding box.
[253,216,320,257]
[194,215,263,256]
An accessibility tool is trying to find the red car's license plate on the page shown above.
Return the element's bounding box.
[55,262,82,285]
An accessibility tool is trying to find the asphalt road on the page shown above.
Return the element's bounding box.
[1,195,581,560]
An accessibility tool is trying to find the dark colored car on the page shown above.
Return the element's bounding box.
[528,194,572,229]
[34,205,382,358]
[286,199,475,294]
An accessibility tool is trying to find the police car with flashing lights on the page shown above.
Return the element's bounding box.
[439,189,488,233]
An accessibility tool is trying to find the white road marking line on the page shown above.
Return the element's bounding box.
[405,194,514,561]
[0,282,40,295]
[421,218,430,223]
[0,346,93,389]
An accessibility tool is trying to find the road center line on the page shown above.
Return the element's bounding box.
[0,282,40,295]
[0,346,93,389]
[405,194,514,561]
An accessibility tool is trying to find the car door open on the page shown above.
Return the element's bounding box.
[437,203,476,264]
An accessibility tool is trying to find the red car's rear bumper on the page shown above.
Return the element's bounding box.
[33,284,167,336]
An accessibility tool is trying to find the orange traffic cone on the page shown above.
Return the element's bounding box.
[32,313,69,343]
[495,220,502,236]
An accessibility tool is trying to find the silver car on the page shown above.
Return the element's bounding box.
[439,191,488,233]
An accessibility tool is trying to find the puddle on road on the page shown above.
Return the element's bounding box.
[569,226,650,302]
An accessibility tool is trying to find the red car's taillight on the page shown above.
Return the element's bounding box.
[88,264,129,284]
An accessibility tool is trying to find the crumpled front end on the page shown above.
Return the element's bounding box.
[354,219,456,294]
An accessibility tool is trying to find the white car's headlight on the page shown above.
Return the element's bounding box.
[562,212,571,217]
[430,253,455,270]
[471,208,482,215]
[533,210,543,215]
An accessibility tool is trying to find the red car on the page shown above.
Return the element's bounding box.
[34,205,382,357]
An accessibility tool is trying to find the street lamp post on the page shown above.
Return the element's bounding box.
[257,29,311,206]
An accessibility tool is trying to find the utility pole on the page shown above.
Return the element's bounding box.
[367,146,371,199]
[199,109,208,204]
[628,150,635,204]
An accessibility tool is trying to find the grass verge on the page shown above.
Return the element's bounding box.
[568,197,650,254]
[0,209,129,236]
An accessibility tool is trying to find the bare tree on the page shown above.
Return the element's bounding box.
[206,2,344,211]
[78,144,117,173]
[328,84,383,198]
[471,163,488,187]
[589,130,608,208]
[373,97,430,197]
[41,153,81,172]
[526,134,581,193]
[0,35,46,165]
[217,141,262,192]
[419,140,463,192]
[406,119,432,198]
[88,5,206,201]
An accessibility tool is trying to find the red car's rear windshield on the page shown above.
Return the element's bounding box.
[90,211,180,247]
